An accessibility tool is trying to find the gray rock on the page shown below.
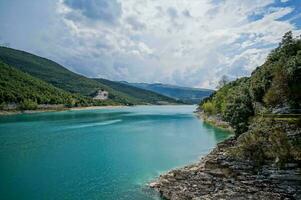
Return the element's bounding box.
[150,138,301,200]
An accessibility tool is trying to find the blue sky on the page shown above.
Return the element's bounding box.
[0,0,300,88]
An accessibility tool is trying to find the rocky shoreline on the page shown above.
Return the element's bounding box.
[196,111,234,133]
[150,137,301,199]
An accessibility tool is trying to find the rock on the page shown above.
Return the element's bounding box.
[150,138,301,200]
[149,182,159,188]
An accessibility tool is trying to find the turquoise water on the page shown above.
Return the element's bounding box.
[0,105,230,200]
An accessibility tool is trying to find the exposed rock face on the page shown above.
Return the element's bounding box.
[93,89,109,100]
[150,138,301,200]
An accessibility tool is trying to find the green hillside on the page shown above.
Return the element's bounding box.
[200,31,301,135]
[94,79,180,104]
[199,31,301,167]
[0,47,103,96]
[0,47,178,105]
[124,82,214,104]
[0,61,93,110]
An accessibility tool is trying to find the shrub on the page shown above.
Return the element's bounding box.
[263,70,289,107]
[0,102,6,110]
[20,99,38,110]
[231,130,266,166]
[223,85,254,136]
[201,101,216,115]
[265,130,293,167]
[229,118,299,168]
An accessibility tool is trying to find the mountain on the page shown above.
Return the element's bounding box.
[122,82,214,104]
[0,61,93,110]
[0,47,178,105]
[94,79,181,105]
[94,79,181,104]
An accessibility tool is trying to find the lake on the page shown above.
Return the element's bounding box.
[0,105,230,200]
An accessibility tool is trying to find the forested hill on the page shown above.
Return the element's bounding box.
[122,82,214,104]
[0,47,179,106]
[0,47,108,96]
[199,31,300,167]
[94,79,180,105]
[0,61,92,110]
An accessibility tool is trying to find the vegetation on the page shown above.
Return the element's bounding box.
[201,101,216,115]
[0,61,93,110]
[0,47,179,106]
[200,31,301,136]
[216,75,230,89]
[94,79,180,105]
[199,32,301,168]
[230,117,301,167]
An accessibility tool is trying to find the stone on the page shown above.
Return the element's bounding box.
[150,138,301,200]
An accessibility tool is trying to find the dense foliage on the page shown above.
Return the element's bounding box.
[0,47,178,106]
[200,32,301,136]
[199,32,301,169]
[230,117,301,167]
[0,62,93,110]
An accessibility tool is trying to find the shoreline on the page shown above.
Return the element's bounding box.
[0,105,126,116]
[149,110,300,199]
[0,104,194,116]
[69,105,125,111]
[196,111,234,133]
[150,137,301,199]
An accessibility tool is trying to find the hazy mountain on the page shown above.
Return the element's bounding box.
[121,82,214,104]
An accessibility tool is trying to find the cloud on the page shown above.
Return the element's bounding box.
[125,16,146,31]
[63,0,122,24]
[1,0,301,89]
[167,7,179,19]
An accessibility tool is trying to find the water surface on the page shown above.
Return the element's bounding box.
[0,105,230,200]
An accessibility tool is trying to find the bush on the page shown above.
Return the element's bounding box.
[232,131,266,166]
[223,84,254,136]
[0,102,6,110]
[229,118,299,168]
[20,99,38,110]
[65,99,76,108]
[263,70,289,107]
[201,101,216,115]
[266,130,293,166]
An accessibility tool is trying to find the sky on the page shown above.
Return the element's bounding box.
[0,0,301,89]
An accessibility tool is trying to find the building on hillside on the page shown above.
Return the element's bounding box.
[93,89,109,100]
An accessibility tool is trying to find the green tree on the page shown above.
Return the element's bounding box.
[20,99,38,110]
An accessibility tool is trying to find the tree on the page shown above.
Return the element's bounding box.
[223,84,254,136]
[217,75,230,89]
[280,31,293,47]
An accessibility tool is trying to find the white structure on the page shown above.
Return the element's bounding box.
[93,89,109,100]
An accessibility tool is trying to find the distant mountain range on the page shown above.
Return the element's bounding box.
[121,82,214,104]
[93,78,179,105]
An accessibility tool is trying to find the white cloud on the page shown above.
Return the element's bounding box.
[1,0,300,88]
